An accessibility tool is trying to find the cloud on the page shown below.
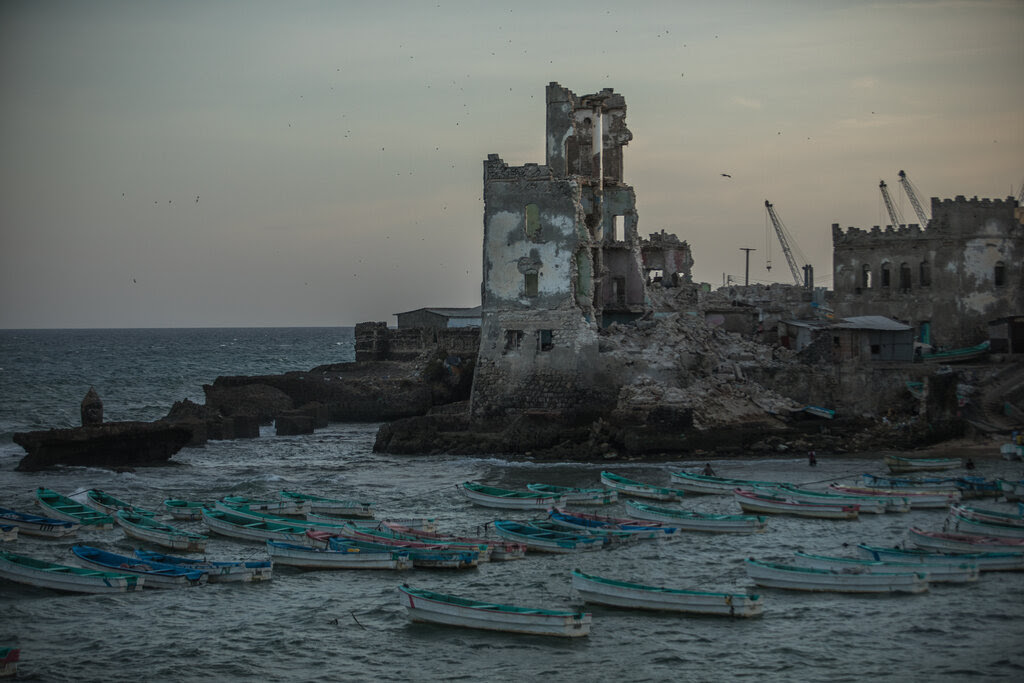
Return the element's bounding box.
[730,96,763,110]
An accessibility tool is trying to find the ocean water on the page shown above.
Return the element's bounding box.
[1,328,1022,682]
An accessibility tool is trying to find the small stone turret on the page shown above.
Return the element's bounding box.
[81,387,103,426]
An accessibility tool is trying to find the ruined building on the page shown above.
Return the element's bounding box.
[471,83,666,417]
[831,195,1023,349]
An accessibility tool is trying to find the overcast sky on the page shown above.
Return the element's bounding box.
[1,1,1021,328]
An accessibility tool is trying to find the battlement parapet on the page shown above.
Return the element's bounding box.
[484,154,552,182]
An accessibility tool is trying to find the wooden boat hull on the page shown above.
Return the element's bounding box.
[35,488,114,529]
[135,550,272,583]
[398,585,591,637]
[884,454,962,474]
[0,549,143,593]
[70,545,206,588]
[116,511,208,552]
[856,543,1024,572]
[571,570,763,617]
[792,551,978,583]
[0,506,79,538]
[267,540,412,570]
[734,490,858,519]
[624,500,767,533]
[460,483,560,510]
[600,472,685,501]
[745,558,928,593]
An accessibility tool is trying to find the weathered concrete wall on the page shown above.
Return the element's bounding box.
[833,195,1023,348]
[354,321,479,362]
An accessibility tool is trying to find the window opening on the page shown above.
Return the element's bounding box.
[899,263,912,291]
[919,261,931,287]
[861,264,872,289]
[994,261,1006,287]
[503,330,524,353]
[612,277,626,306]
[537,329,553,352]
[613,215,625,242]
[524,272,538,297]
[524,204,540,240]
[880,262,891,288]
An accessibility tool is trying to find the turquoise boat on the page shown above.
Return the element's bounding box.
[34,488,114,529]
[572,569,764,617]
[599,472,685,501]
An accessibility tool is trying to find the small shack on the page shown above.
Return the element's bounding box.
[394,306,482,330]
[779,315,914,362]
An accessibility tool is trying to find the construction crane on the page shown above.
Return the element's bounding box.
[764,200,812,287]
[879,180,906,230]
[897,170,930,226]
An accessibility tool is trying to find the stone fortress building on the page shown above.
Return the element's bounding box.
[831,196,1023,350]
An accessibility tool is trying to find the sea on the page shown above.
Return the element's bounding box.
[1,327,1022,682]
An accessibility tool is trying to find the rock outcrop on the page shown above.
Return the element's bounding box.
[14,422,192,472]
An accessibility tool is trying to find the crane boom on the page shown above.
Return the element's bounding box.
[879,180,906,229]
[764,200,803,286]
[897,170,930,226]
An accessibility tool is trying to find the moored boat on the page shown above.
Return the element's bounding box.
[134,549,272,583]
[744,558,928,593]
[0,506,79,538]
[382,522,527,561]
[883,454,962,474]
[0,549,143,593]
[861,473,957,490]
[624,500,768,533]
[70,545,206,588]
[996,479,1024,502]
[828,484,959,509]
[266,540,412,570]
[0,647,18,678]
[398,584,591,637]
[492,520,606,553]
[201,508,311,545]
[908,526,1024,554]
[35,488,114,529]
[526,483,618,505]
[335,523,491,561]
[769,484,900,514]
[571,569,764,617]
[669,471,786,495]
[856,543,1024,572]
[792,550,978,583]
[950,503,1024,528]
[459,482,560,510]
[734,489,858,519]
[82,489,155,517]
[279,490,374,518]
[220,496,309,517]
[326,535,477,569]
[600,472,685,501]
[163,499,208,521]
[944,512,1024,539]
[546,507,678,539]
[116,510,208,552]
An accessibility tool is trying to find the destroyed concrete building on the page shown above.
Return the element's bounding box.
[832,195,1024,349]
[471,83,656,417]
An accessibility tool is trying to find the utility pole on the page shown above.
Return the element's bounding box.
[740,248,756,286]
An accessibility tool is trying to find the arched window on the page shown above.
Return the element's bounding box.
[880,262,891,288]
[861,264,872,289]
[899,263,912,291]
[919,261,931,287]
[994,261,1006,287]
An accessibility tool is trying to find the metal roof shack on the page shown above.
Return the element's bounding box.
[394,306,482,330]
[779,316,913,362]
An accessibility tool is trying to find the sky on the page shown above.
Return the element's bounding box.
[1,0,1021,328]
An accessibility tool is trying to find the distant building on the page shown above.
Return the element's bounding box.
[394,307,481,330]
[779,315,914,362]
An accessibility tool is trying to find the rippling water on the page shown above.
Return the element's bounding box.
[1,329,1022,681]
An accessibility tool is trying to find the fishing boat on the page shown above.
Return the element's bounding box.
[266,540,413,570]
[81,489,155,517]
[134,550,273,583]
[546,507,678,539]
[571,569,764,617]
[279,490,374,518]
[70,545,207,588]
[856,543,1024,572]
[908,526,1024,554]
[382,522,527,561]
[883,454,962,474]
[0,549,144,593]
[920,340,989,364]
[669,471,785,495]
[600,472,685,501]
[828,484,959,509]
[526,483,618,505]
[944,512,1024,539]
[1001,442,1023,461]
[624,500,768,533]
[744,558,928,593]
[802,405,835,419]
[220,496,309,516]
[116,510,209,552]
[734,489,858,519]
[492,520,606,553]
[163,499,208,521]
[997,479,1024,502]
[950,504,1024,528]
[326,535,477,569]
[201,508,311,544]
[459,482,560,510]
[34,488,115,529]
[335,523,490,562]
[791,550,979,583]
[398,584,592,637]
[0,506,79,538]
[377,517,438,533]
[768,484,900,514]
[527,519,638,545]
[860,473,957,490]
[952,476,1002,499]
[0,646,18,678]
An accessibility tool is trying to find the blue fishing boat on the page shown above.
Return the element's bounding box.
[0,506,79,538]
[70,545,207,588]
[492,520,606,553]
[134,549,272,583]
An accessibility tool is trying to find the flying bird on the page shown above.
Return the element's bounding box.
[720,173,732,178]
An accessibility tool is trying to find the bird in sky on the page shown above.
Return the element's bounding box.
[720,173,732,178]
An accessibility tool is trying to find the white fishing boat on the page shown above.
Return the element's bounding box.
[163,499,208,521]
[669,471,784,495]
[744,558,928,593]
[81,489,155,517]
[0,506,79,538]
[769,484,902,514]
[220,496,310,516]
[116,510,209,552]
[624,500,767,533]
[996,479,1024,502]
[828,484,959,509]
[908,526,1024,554]
[600,472,685,501]
[856,543,1024,572]
[571,569,764,617]
[883,454,962,473]
[201,508,312,544]
[279,490,374,518]
[398,585,591,637]
[266,540,413,570]
[526,483,618,505]
[950,504,1024,528]
[792,550,978,583]
[0,549,144,593]
[382,522,526,561]
[734,489,858,519]
[459,482,561,510]
[944,512,1024,539]
[492,520,605,553]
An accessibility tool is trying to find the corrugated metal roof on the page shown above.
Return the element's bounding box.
[394,306,482,318]
[782,316,911,331]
